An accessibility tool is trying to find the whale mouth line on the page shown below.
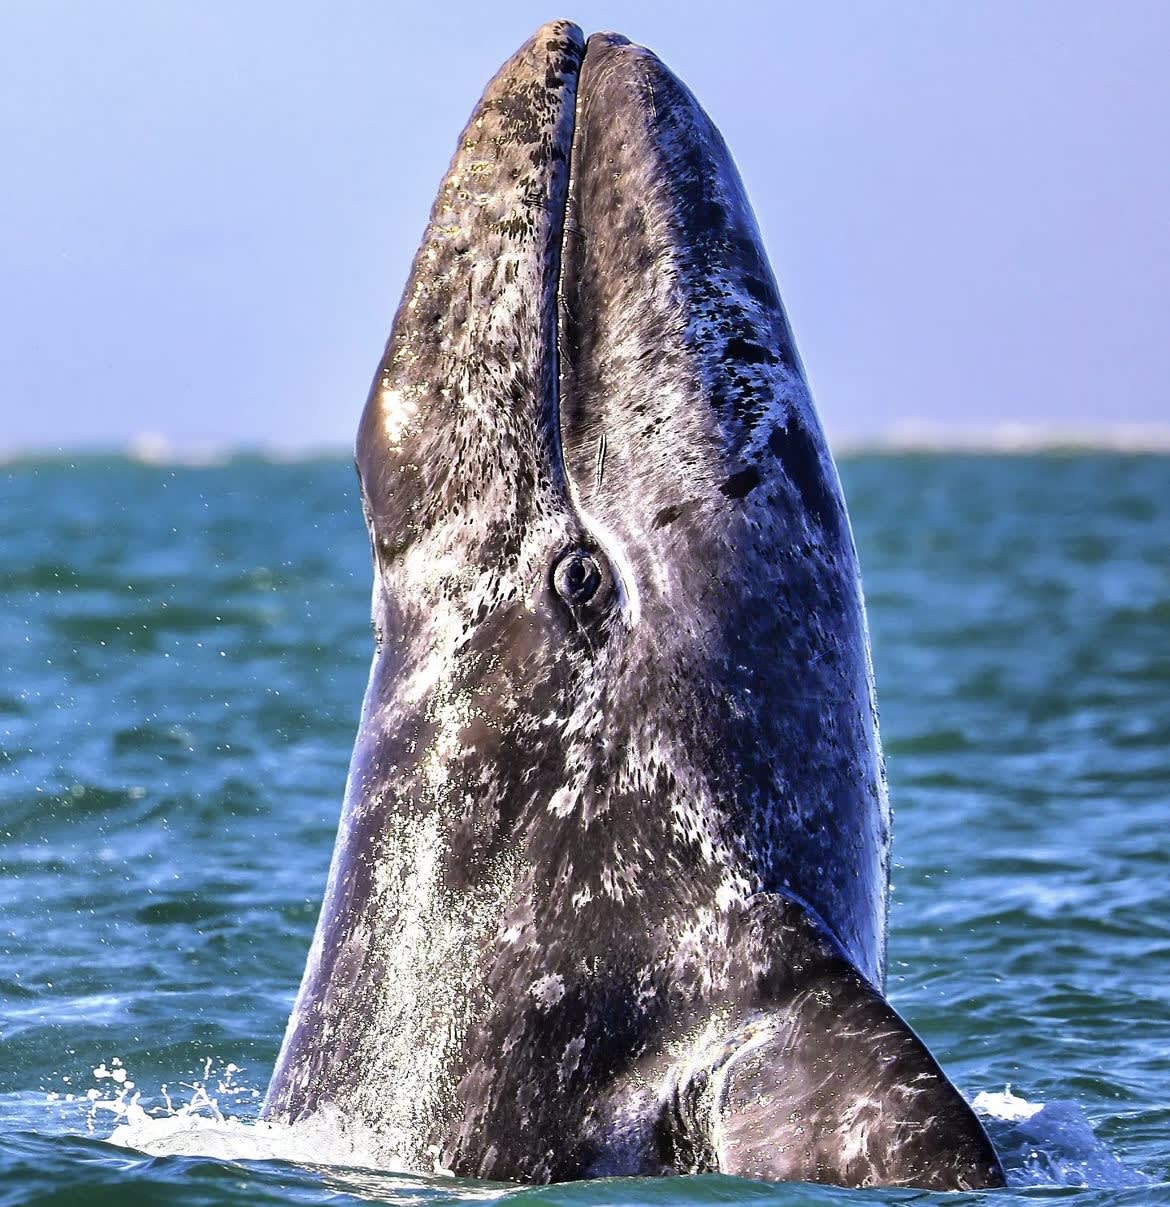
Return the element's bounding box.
[550,31,644,625]
[549,31,585,527]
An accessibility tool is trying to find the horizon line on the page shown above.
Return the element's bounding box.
[4,422,1170,467]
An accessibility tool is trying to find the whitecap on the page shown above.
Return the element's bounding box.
[975,1085,1152,1189]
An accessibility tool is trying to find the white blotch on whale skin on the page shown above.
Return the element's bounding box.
[529,973,566,1009]
[547,786,575,818]
[379,385,421,449]
[558,1035,585,1086]
[422,679,477,800]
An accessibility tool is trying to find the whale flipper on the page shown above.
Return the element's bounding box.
[666,897,1002,1190]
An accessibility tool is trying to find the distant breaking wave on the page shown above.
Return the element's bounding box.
[830,421,1170,453]
[2,424,1170,467]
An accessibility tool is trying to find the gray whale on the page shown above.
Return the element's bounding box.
[264,20,1004,1191]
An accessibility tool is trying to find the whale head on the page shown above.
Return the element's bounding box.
[266,21,1002,1192]
[354,19,887,981]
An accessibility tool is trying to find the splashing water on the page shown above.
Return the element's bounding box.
[974,1087,1153,1189]
[50,1062,1154,1194]
[47,1057,406,1173]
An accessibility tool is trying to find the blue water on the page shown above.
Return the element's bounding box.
[2,452,1167,1204]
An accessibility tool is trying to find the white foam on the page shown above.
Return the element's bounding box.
[974,1086,1153,1189]
[107,1104,400,1171]
[972,1085,1044,1122]
[63,1057,406,1173]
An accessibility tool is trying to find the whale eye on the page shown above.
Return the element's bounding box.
[553,548,603,606]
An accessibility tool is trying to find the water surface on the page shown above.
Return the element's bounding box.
[2,452,1167,1204]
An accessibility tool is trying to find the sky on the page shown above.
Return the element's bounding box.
[1,1,1168,454]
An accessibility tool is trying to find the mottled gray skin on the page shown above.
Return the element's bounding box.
[264,21,1004,1191]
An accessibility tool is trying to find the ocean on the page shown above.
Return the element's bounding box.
[2,452,1167,1204]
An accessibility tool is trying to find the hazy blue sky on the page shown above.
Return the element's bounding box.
[2,1,1167,453]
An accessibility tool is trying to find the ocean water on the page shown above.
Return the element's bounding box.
[1,451,1167,1205]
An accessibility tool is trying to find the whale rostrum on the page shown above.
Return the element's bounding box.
[263,20,1005,1191]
